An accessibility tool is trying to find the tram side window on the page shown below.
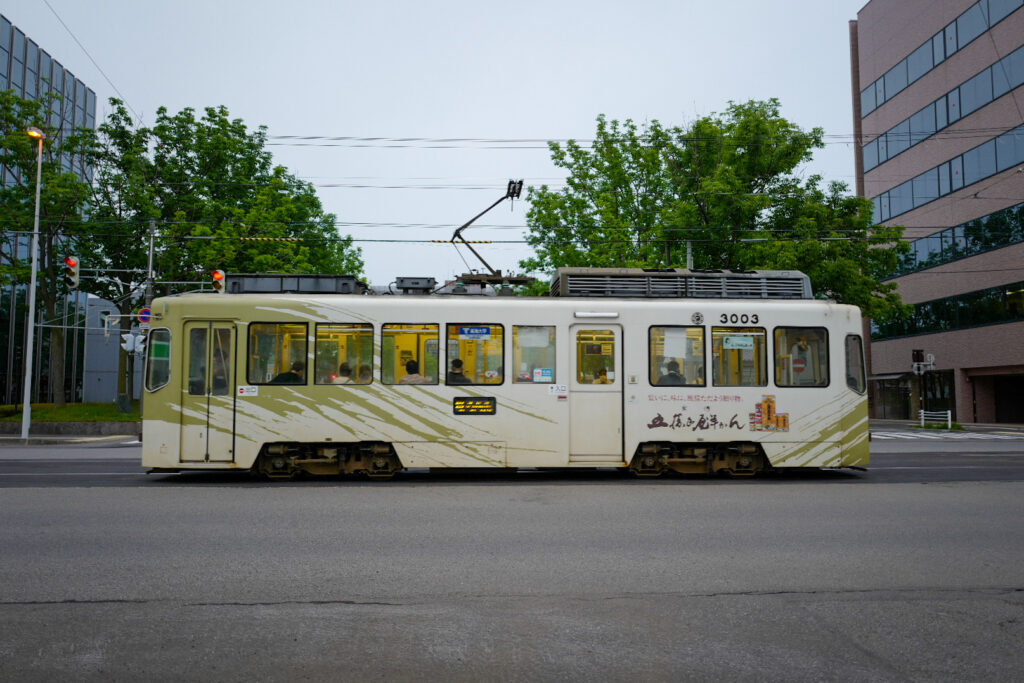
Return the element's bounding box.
[187,327,208,395]
[512,326,555,383]
[711,327,767,386]
[315,323,373,384]
[447,324,504,385]
[576,329,615,384]
[774,327,829,387]
[846,334,867,393]
[145,328,171,391]
[383,324,438,385]
[248,323,308,385]
[210,328,231,395]
[649,326,705,386]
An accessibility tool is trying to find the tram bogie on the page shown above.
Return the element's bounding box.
[255,441,403,479]
[629,441,768,476]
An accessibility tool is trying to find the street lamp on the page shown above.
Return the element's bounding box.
[21,127,45,440]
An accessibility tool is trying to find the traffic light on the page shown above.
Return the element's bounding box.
[121,333,146,355]
[62,255,80,288]
[211,269,226,294]
[912,349,924,363]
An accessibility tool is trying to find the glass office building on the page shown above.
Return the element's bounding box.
[851,0,1024,423]
[1,14,96,186]
[1,14,97,404]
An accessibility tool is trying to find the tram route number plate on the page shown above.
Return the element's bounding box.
[453,396,496,415]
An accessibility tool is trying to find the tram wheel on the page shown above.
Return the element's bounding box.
[629,454,666,477]
[363,454,402,481]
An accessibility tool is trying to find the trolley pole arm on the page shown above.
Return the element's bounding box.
[450,179,523,277]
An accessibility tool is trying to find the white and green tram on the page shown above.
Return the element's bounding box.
[141,268,869,478]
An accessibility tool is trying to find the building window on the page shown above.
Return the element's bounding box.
[996,126,1024,172]
[959,69,993,117]
[907,42,933,83]
[884,61,908,100]
[963,139,996,185]
[957,3,989,49]
[872,281,1024,340]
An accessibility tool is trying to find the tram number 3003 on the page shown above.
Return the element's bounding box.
[719,313,760,324]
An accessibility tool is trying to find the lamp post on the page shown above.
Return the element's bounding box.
[20,127,45,440]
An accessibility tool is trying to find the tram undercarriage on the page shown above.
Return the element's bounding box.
[255,441,403,480]
[628,441,769,477]
[247,440,770,479]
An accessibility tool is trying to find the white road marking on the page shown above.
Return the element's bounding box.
[872,431,1021,440]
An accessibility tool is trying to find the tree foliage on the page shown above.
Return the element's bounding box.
[81,100,363,304]
[521,100,908,321]
[3,93,362,404]
[1,89,94,406]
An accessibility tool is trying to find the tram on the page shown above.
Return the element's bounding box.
[140,268,869,478]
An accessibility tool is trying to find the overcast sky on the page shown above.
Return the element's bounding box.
[8,0,869,286]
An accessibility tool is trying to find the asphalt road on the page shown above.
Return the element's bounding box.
[1,436,1023,681]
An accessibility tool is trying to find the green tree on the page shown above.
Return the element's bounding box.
[1,90,93,407]
[80,100,363,406]
[521,100,908,321]
[145,103,362,283]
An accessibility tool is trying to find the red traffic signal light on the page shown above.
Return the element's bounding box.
[62,255,80,288]
[211,269,226,293]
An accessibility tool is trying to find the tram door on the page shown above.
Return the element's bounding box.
[180,321,235,463]
[569,325,623,460]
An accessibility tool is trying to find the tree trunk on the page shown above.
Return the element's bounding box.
[117,309,132,413]
[49,326,66,408]
[40,234,68,408]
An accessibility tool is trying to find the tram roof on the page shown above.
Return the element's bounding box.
[200,268,813,300]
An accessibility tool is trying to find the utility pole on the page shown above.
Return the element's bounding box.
[145,218,155,308]
[20,127,45,440]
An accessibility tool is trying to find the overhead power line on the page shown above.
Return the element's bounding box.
[264,126,1024,149]
[40,0,141,124]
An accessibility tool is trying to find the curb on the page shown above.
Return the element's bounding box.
[0,434,140,447]
[0,421,141,437]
